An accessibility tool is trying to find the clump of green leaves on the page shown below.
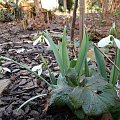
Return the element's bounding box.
[0,0,18,22]
[0,9,15,22]
[0,25,120,119]
[87,0,102,12]
[114,7,120,18]
[58,0,74,12]
[42,27,118,119]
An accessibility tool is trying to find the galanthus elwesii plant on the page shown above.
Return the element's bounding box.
[0,25,120,119]
[97,22,120,86]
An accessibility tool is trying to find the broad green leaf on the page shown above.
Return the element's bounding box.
[70,59,77,68]
[74,109,85,120]
[85,73,108,90]
[82,74,117,115]
[66,68,78,86]
[69,87,83,109]
[110,49,120,85]
[50,77,73,106]
[110,101,120,119]
[75,30,89,78]
[62,27,70,74]
[94,46,108,81]
[44,31,65,76]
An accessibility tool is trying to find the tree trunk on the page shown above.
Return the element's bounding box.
[79,0,85,46]
[64,0,67,12]
[70,0,78,44]
[34,0,42,14]
[102,0,109,16]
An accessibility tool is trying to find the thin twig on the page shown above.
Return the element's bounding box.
[93,43,120,73]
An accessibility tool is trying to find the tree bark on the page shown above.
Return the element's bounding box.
[34,0,42,14]
[102,0,109,16]
[79,0,85,46]
[64,0,67,12]
[70,0,78,44]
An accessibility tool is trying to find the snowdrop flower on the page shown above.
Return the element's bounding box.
[32,64,43,76]
[0,66,11,73]
[3,67,11,72]
[98,35,120,49]
[98,35,112,47]
[33,35,50,47]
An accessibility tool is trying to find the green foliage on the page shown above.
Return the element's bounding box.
[109,22,118,37]
[50,73,117,117]
[0,0,17,22]
[87,0,102,12]
[110,49,120,85]
[1,25,120,119]
[98,23,120,85]
[75,31,89,78]
[94,46,108,81]
[43,27,118,118]
[114,7,120,18]
[67,0,74,12]
[0,9,15,22]
[58,0,74,12]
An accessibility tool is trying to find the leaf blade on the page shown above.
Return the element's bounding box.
[94,46,108,81]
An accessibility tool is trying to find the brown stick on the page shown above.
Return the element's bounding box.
[70,0,78,44]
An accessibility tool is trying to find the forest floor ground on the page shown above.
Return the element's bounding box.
[0,13,120,120]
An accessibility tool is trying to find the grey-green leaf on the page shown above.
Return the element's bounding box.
[44,31,65,76]
[75,30,89,78]
[110,49,120,85]
[82,74,117,115]
[94,46,108,81]
[62,27,70,74]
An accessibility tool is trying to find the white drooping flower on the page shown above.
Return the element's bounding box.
[98,35,120,49]
[2,67,11,72]
[98,35,112,47]
[33,36,43,46]
[32,64,43,76]
[33,35,50,47]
